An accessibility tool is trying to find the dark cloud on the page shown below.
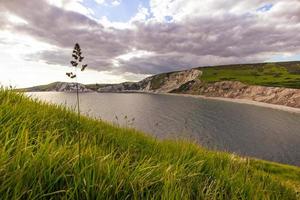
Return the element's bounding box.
[133,15,300,58]
[25,50,70,66]
[1,0,300,77]
[26,49,115,71]
[117,53,265,74]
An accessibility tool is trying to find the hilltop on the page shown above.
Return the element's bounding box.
[198,61,300,88]
[0,89,299,199]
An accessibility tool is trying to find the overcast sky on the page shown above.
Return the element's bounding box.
[1,0,300,87]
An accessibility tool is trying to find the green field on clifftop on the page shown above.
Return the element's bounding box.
[0,89,300,199]
[200,61,300,88]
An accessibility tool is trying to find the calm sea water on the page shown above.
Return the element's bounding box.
[29,92,300,166]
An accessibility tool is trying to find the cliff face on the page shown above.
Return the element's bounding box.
[97,82,140,93]
[97,69,201,93]
[146,69,202,93]
[53,82,92,92]
[180,80,300,108]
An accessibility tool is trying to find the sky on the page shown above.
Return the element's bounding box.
[0,0,300,87]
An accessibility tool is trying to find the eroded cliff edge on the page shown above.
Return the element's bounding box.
[177,79,300,108]
[97,69,202,93]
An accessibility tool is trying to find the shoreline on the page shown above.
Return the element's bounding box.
[27,90,300,114]
[161,92,300,114]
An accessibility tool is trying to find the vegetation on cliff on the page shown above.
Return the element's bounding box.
[200,61,300,89]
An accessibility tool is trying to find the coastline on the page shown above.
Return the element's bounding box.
[27,90,300,114]
[161,92,300,114]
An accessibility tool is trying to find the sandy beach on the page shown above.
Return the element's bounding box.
[160,93,300,114]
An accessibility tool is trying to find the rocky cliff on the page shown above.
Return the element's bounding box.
[97,69,201,93]
[177,80,300,108]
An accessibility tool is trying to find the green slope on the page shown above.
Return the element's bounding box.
[0,89,299,199]
[199,61,300,88]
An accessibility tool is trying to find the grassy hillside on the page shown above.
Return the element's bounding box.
[0,89,300,199]
[199,61,300,88]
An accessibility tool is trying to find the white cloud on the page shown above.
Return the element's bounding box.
[0,30,56,59]
[113,50,154,68]
[116,50,154,61]
[97,4,150,29]
[98,16,132,29]
[46,0,94,17]
[5,13,28,25]
[94,0,105,4]
[149,0,284,22]
[111,0,122,6]
[130,5,150,23]
[94,0,122,7]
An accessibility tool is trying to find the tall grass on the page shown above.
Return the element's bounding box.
[0,89,299,199]
[66,43,88,170]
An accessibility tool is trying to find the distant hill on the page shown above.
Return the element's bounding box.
[22,82,92,92]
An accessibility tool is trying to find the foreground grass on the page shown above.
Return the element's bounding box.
[0,89,299,199]
[200,61,300,88]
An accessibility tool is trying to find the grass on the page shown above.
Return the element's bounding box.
[199,61,300,88]
[0,89,300,199]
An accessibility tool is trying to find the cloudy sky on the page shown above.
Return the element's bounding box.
[0,0,300,87]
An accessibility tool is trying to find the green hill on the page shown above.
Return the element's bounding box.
[0,89,299,199]
[199,61,300,88]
